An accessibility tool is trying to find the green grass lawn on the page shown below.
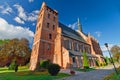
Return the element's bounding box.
[0,67,70,80]
[75,67,95,72]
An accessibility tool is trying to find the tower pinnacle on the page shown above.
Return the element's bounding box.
[78,18,82,32]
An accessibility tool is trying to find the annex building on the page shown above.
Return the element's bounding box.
[29,2,104,70]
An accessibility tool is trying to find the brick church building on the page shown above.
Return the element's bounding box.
[29,2,104,70]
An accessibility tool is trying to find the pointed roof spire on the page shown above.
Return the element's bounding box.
[88,32,91,37]
[78,18,82,32]
[41,1,46,8]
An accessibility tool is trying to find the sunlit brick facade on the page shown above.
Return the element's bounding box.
[29,2,103,70]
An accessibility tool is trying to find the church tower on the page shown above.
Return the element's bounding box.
[29,2,62,70]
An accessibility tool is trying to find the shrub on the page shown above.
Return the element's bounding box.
[84,66,89,69]
[48,63,60,76]
[95,60,100,67]
[83,51,89,69]
[40,60,50,69]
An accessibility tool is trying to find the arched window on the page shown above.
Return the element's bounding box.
[49,34,52,39]
[47,23,50,28]
[53,25,55,30]
[48,14,50,19]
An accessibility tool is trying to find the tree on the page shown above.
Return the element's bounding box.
[110,45,120,62]
[104,57,110,65]
[0,39,9,45]
[0,38,31,66]
[83,51,89,69]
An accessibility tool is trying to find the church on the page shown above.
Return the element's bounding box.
[29,2,104,70]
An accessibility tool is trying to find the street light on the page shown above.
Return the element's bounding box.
[104,43,118,75]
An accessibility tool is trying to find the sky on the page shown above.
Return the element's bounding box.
[0,0,120,57]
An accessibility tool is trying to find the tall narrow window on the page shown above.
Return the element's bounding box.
[53,16,55,21]
[64,39,70,49]
[48,14,50,19]
[47,23,49,28]
[72,57,76,63]
[68,40,72,50]
[39,23,41,28]
[48,44,51,50]
[53,25,55,30]
[76,43,79,51]
[49,34,52,39]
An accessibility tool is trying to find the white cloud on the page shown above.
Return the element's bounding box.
[101,44,116,52]
[68,22,77,30]
[0,5,3,9]
[14,17,25,24]
[0,17,34,43]
[28,0,34,3]
[95,31,101,37]
[0,4,13,14]
[27,10,39,21]
[14,4,27,21]
[13,4,39,23]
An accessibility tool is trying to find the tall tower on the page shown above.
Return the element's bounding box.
[29,2,62,70]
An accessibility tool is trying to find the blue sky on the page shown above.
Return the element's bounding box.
[0,0,120,57]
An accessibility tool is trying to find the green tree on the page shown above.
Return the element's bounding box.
[0,38,31,66]
[83,51,89,69]
[0,39,9,45]
[104,57,110,65]
[110,45,120,62]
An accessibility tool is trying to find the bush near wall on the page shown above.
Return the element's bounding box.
[48,63,61,76]
[40,60,50,69]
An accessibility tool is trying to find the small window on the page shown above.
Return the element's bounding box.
[53,16,55,21]
[72,57,76,63]
[48,14,50,19]
[49,34,52,39]
[39,23,41,28]
[47,23,49,28]
[48,44,51,50]
[53,25,55,30]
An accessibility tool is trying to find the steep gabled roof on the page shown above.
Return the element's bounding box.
[59,22,87,43]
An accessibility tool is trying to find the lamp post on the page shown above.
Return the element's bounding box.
[104,43,118,75]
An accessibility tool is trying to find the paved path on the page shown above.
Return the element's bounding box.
[58,64,120,80]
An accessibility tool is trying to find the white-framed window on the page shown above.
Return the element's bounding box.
[74,42,79,51]
[68,40,72,50]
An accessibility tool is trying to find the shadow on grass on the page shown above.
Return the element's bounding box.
[0,68,70,80]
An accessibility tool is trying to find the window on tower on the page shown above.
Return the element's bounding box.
[53,16,55,21]
[47,23,50,28]
[39,23,41,28]
[49,34,52,39]
[48,14,50,19]
[48,43,51,50]
[53,25,55,30]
